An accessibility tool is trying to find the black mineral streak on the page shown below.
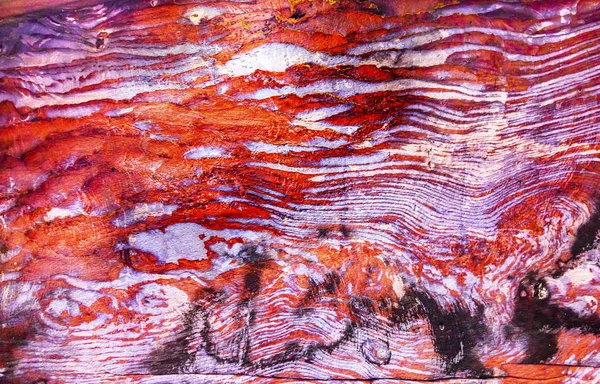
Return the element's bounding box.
[317,227,331,238]
[513,272,600,364]
[243,269,261,294]
[339,225,352,238]
[522,331,559,364]
[148,282,502,379]
[356,289,490,377]
[316,225,352,239]
[407,292,490,378]
[147,303,200,374]
[570,200,600,258]
[304,271,341,303]
[234,244,269,264]
[253,322,356,369]
[119,248,132,266]
[289,9,305,20]
[510,200,600,363]
[513,277,560,364]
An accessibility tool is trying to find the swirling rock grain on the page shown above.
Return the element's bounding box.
[1,0,600,382]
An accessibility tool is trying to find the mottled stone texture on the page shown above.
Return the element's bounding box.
[1,0,600,383]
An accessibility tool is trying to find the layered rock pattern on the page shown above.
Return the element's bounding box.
[1,0,600,382]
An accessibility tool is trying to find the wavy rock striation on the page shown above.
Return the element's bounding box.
[1,0,600,382]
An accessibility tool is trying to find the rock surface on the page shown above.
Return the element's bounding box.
[1,0,600,382]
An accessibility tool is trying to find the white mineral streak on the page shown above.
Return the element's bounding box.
[247,78,503,102]
[184,6,224,25]
[128,223,209,264]
[44,201,87,221]
[245,137,347,154]
[127,223,270,264]
[113,202,178,227]
[544,250,600,317]
[184,146,230,159]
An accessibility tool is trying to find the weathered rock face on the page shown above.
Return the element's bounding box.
[1,0,600,382]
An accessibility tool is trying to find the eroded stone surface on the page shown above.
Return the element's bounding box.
[1,0,600,382]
